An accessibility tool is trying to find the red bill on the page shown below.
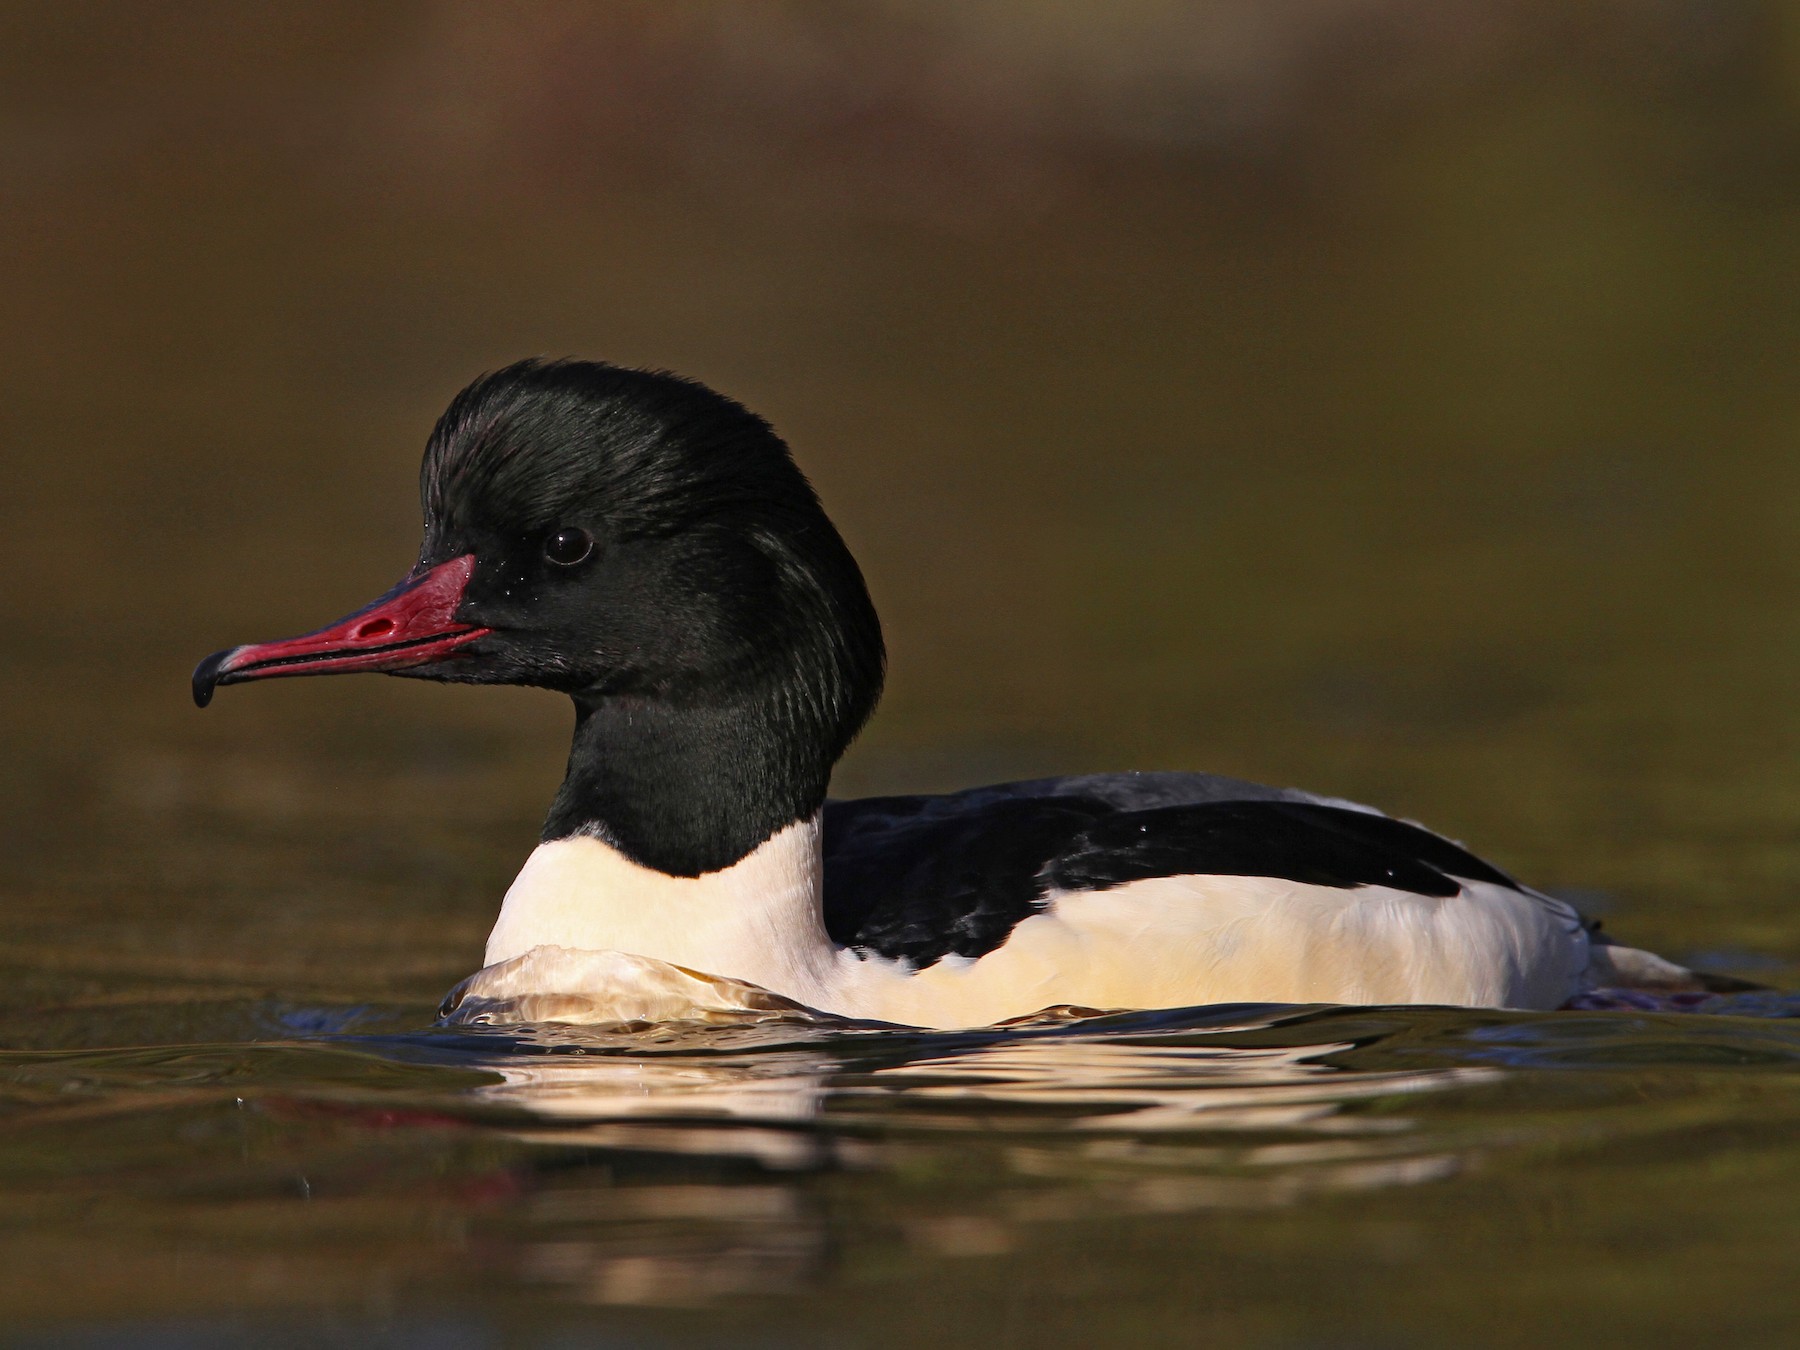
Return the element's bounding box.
[192,554,490,707]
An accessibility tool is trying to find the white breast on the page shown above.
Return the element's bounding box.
[482,818,841,1007]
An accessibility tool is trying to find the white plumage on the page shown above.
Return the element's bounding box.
[458,816,1605,1029]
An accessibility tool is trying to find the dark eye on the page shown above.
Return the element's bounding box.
[543,527,594,568]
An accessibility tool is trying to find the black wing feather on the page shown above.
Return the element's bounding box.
[822,780,1522,970]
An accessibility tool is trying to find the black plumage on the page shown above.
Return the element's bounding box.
[413,359,886,875]
[823,776,1522,968]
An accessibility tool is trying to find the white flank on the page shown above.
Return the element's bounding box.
[473,819,1595,1029]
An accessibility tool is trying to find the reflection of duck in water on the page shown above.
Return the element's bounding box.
[194,360,1733,1027]
[468,1019,1483,1144]
[439,1016,1485,1306]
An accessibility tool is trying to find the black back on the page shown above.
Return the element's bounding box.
[822,773,1522,969]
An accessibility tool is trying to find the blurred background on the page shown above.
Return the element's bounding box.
[6,0,1800,1338]
[6,1,1800,1005]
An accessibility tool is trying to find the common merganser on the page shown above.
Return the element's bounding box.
[193,359,1729,1028]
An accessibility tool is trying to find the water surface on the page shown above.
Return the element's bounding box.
[7,993,1800,1346]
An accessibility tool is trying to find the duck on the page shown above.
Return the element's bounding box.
[193,358,1731,1029]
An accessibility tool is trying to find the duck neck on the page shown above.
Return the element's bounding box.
[490,693,841,999]
[543,693,830,877]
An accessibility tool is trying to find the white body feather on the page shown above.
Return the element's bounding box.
[469,815,1595,1029]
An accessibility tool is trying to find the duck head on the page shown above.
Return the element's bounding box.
[194,359,886,876]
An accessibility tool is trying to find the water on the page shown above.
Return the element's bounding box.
[7,996,1800,1346]
[7,4,1800,1345]
[10,986,1800,1346]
